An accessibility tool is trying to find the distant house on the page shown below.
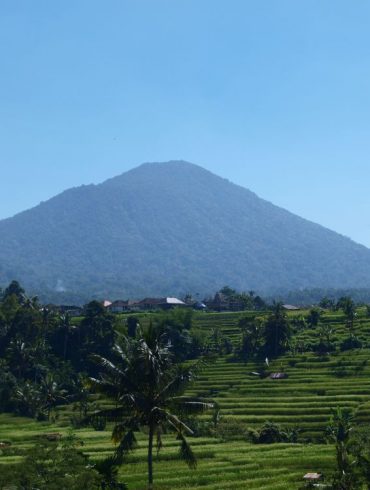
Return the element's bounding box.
[282,304,300,311]
[102,300,112,308]
[105,299,143,313]
[107,300,130,313]
[137,297,186,311]
[194,302,207,311]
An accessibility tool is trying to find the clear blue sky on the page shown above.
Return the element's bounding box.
[1,1,370,246]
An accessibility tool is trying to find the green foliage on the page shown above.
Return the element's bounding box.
[2,282,370,489]
[263,303,291,357]
[0,283,118,416]
[219,286,237,297]
[209,326,233,355]
[94,456,128,489]
[340,336,362,352]
[337,297,357,333]
[255,421,283,443]
[312,324,336,353]
[88,329,213,488]
[3,280,25,303]
[90,415,107,431]
[210,418,251,441]
[274,289,370,306]
[78,301,116,373]
[306,308,321,328]
[127,316,139,338]
[320,296,337,309]
[237,316,264,359]
[151,308,206,360]
[156,308,194,331]
[212,287,266,311]
[0,432,102,489]
[326,408,362,489]
[205,418,299,445]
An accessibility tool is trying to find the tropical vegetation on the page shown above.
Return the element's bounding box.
[1,281,370,489]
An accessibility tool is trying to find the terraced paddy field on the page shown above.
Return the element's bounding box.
[1,308,370,488]
[191,310,370,437]
[0,414,335,489]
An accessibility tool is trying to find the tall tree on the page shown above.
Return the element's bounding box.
[78,301,116,374]
[88,328,213,490]
[327,407,359,489]
[3,280,26,303]
[338,297,356,333]
[263,303,291,357]
[306,308,321,328]
[238,316,263,360]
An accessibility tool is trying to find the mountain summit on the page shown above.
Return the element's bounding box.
[1,161,370,302]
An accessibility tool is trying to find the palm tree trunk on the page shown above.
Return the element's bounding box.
[274,323,278,356]
[148,423,154,490]
[63,330,68,360]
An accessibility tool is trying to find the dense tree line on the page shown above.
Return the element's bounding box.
[2,281,370,489]
[0,281,214,489]
[0,281,207,420]
[0,281,117,418]
[234,297,365,362]
[270,288,370,306]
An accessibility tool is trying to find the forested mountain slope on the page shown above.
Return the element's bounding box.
[0,161,369,302]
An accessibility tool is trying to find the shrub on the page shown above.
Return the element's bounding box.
[0,433,103,490]
[90,415,107,431]
[183,418,215,437]
[70,414,88,429]
[255,421,286,443]
[312,341,336,354]
[340,337,362,351]
[250,421,300,444]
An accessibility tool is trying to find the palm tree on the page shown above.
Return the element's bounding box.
[327,407,358,489]
[264,302,291,357]
[88,328,213,490]
[13,381,42,417]
[319,324,334,345]
[40,372,68,420]
[7,340,35,378]
[337,297,357,333]
[238,316,263,360]
[58,313,77,360]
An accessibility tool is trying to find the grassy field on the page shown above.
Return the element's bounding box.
[1,308,370,489]
[195,311,370,426]
[0,413,335,489]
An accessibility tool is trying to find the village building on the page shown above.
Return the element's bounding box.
[136,297,186,310]
[282,304,300,311]
[106,300,130,313]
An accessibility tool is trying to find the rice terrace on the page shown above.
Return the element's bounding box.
[1,285,370,489]
[2,2,370,489]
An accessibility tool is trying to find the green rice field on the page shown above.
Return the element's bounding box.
[1,308,370,489]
